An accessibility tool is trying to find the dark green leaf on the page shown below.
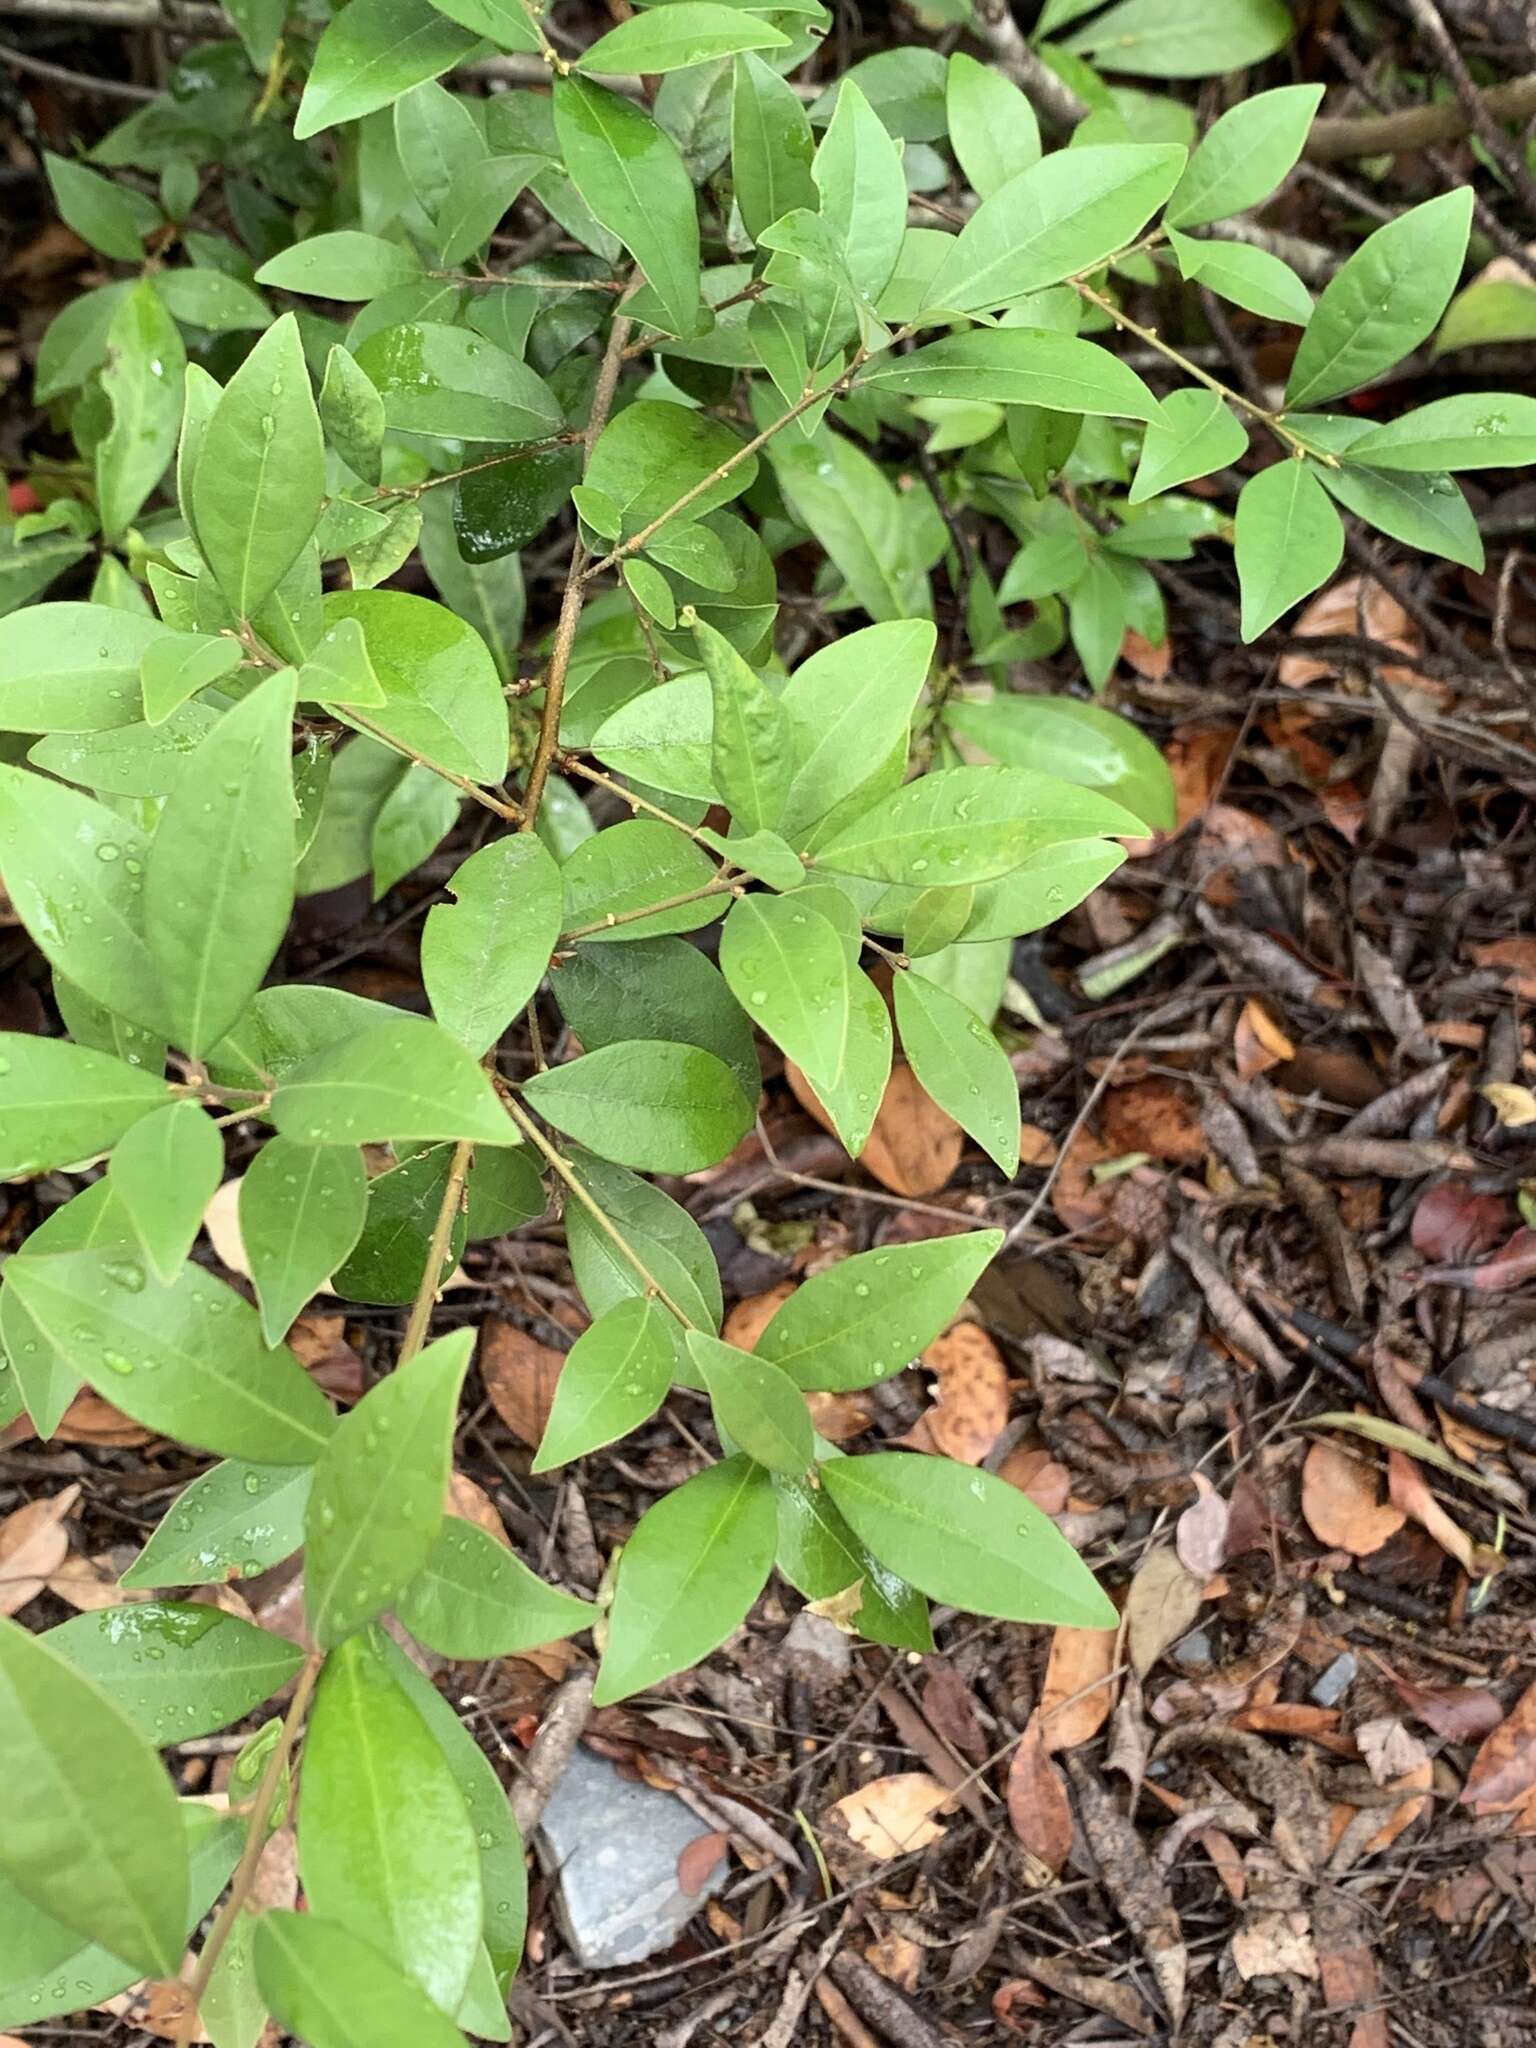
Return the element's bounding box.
[553,77,701,336]
[774,1471,933,1651]
[294,0,481,139]
[550,935,758,1103]
[332,1143,468,1305]
[521,1040,753,1172]
[564,1147,721,1332]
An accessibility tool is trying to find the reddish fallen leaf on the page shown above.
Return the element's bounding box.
[1100,1076,1206,1166]
[480,1319,565,1448]
[1175,1475,1229,1577]
[0,1484,81,1617]
[1411,1182,1510,1264]
[1462,1677,1536,1811]
[831,1773,950,1859]
[1124,1546,1204,1678]
[1393,1681,1504,1744]
[1040,1625,1118,1753]
[1121,627,1170,680]
[1006,1714,1074,1874]
[921,1663,986,1761]
[1050,1124,1117,1235]
[676,1830,729,1897]
[787,1056,964,1198]
[1419,1225,1536,1293]
[917,1320,1009,1465]
[1471,936,1536,1001]
[49,1389,155,1448]
[1166,725,1238,833]
[997,1446,1072,1513]
[1301,1441,1406,1557]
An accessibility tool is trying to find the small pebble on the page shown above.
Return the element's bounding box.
[1310,1651,1358,1707]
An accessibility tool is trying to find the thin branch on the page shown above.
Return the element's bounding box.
[1402,0,1536,225]
[0,39,155,96]
[399,1138,474,1364]
[969,0,1088,129]
[340,710,522,823]
[559,874,737,942]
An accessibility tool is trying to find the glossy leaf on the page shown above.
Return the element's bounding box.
[1130,386,1248,502]
[353,321,562,443]
[0,1033,171,1179]
[321,589,509,784]
[520,1040,754,1173]
[240,1136,369,1343]
[578,4,788,73]
[120,1457,311,1590]
[531,1294,678,1471]
[719,891,854,1093]
[421,834,562,1056]
[47,1602,303,1744]
[774,1471,933,1651]
[553,76,701,337]
[894,969,1019,1175]
[551,935,758,1104]
[108,1096,224,1283]
[594,1456,776,1704]
[564,1148,722,1333]
[688,1329,813,1473]
[304,1326,473,1645]
[862,329,1157,418]
[395,1518,597,1657]
[294,0,480,138]
[257,1910,471,2048]
[140,630,243,724]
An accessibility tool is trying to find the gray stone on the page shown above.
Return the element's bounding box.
[783,1609,853,1684]
[535,1745,730,1969]
[1310,1651,1358,1707]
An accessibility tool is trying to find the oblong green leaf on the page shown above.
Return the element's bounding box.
[560,817,723,941]
[396,1519,597,1657]
[321,588,510,784]
[1130,386,1248,502]
[1063,0,1295,77]
[108,1096,224,1282]
[120,1458,311,1590]
[353,321,562,443]
[256,1910,471,2048]
[578,2,788,73]
[240,1136,369,1344]
[270,1013,512,1147]
[532,1295,677,1471]
[1346,391,1536,472]
[1234,460,1343,641]
[731,48,817,244]
[893,970,1019,1175]
[861,329,1157,418]
[943,693,1174,831]
[294,0,480,139]
[0,1614,187,1978]
[257,231,423,300]
[47,1602,303,1744]
[688,1329,813,1473]
[719,892,852,1094]
[1169,229,1314,326]
[0,1180,133,1438]
[565,1147,722,1332]
[823,1452,1117,1626]
[520,1040,753,1173]
[0,1034,170,1179]
[553,76,701,337]
[1165,83,1322,228]
[774,1471,932,1651]
[594,1455,776,1704]
[0,601,167,734]
[946,51,1040,201]
[421,834,562,1056]
[695,615,792,834]
[550,936,759,1106]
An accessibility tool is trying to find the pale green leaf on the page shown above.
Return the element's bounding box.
[531,1295,677,1471]
[0,1034,170,1179]
[945,51,1040,200]
[1130,386,1247,502]
[578,3,789,74]
[120,1458,311,1590]
[1165,83,1322,228]
[295,0,481,139]
[688,1329,813,1473]
[396,1519,597,1657]
[47,1602,303,1745]
[271,1013,512,1146]
[240,1137,368,1344]
[421,834,562,1055]
[1234,460,1343,641]
[108,1097,224,1283]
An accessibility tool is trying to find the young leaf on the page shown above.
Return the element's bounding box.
[756,1229,1003,1390]
[577,3,789,74]
[0,1614,188,1977]
[144,668,296,1056]
[108,1097,224,1283]
[860,329,1157,418]
[1234,460,1344,641]
[270,1013,512,1146]
[893,970,1020,1175]
[96,282,185,540]
[2,1250,335,1464]
[731,49,818,244]
[47,1602,304,1744]
[294,0,481,139]
[192,314,325,619]
[520,1041,754,1173]
[719,892,852,1094]
[774,1472,933,1651]
[120,1458,311,1590]
[946,51,1040,199]
[1167,229,1314,326]
[299,1629,481,2013]
[256,231,423,300]
[1130,386,1248,502]
[1165,83,1323,229]
[694,614,793,833]
[1284,189,1473,409]
[532,1295,677,1471]
[240,1136,369,1344]
[421,834,562,1056]
[553,77,701,337]
[688,1329,813,1473]
[0,1033,171,1179]
[304,1326,473,1646]
[256,1910,471,2048]
[822,1453,1117,1627]
[395,1519,597,1657]
[1346,392,1536,472]
[594,1455,776,1704]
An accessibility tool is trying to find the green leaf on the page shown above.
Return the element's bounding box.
[688,1329,813,1474]
[813,46,948,141]
[96,282,185,540]
[944,693,1173,831]
[590,672,716,802]
[1284,190,1472,409]
[299,1629,481,2012]
[257,232,423,300]
[693,615,792,833]
[757,1229,1002,1390]
[1234,460,1343,641]
[193,314,325,619]
[353,321,563,443]
[139,631,244,725]
[1347,392,1536,472]
[0,772,166,1030]
[594,1455,775,1704]
[1063,0,1295,77]
[773,1472,932,1651]
[1436,277,1536,354]
[272,1012,509,1147]
[108,1097,224,1283]
[551,934,758,1103]
[395,77,487,219]
[144,669,296,1056]
[319,344,387,486]
[823,1453,1117,1626]
[815,764,1142,884]
[421,834,562,1056]
[370,757,457,893]
[1165,83,1322,228]
[153,266,271,335]
[718,892,849,1094]
[120,1457,311,1590]
[321,588,510,783]
[1130,386,1247,503]
[560,817,723,941]
[1167,229,1313,326]
[778,620,934,840]
[923,144,1186,315]
[240,1137,368,1344]
[1298,413,1484,570]
[0,601,168,733]
[300,614,385,711]
[795,967,891,1161]
[893,970,1019,1174]
[531,1295,677,1471]
[3,1248,335,1461]
[304,1327,472,1646]
[0,1614,187,1977]
[587,399,758,529]
[564,1147,721,1332]
[812,78,907,307]
[396,1518,597,1656]
[731,49,818,243]
[34,281,130,405]
[295,0,481,139]
[553,77,701,337]
[861,328,1157,417]
[44,151,151,262]
[0,1033,170,1178]
[257,1911,471,2048]
[47,1602,303,1744]
[579,3,788,73]
[521,1040,753,1173]
[945,51,1040,200]
[767,427,931,623]
[0,1181,134,1437]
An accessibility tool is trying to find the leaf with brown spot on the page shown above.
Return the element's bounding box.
[1301,1441,1406,1557]
[0,1482,80,1616]
[830,1773,950,1860]
[917,1319,1009,1465]
[480,1318,566,1447]
[1462,1677,1536,1811]
[1040,1625,1118,1753]
[1125,1546,1203,1678]
[676,1830,729,1897]
[1006,1715,1073,1875]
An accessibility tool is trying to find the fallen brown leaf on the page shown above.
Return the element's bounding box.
[1411,1182,1510,1264]
[917,1320,1009,1465]
[1101,1077,1206,1166]
[1175,1475,1229,1577]
[50,1388,154,1448]
[1281,576,1424,688]
[1234,998,1294,1081]
[1006,1715,1074,1875]
[0,1483,80,1617]
[1040,1624,1118,1752]
[1009,1956,1154,2035]
[1301,1441,1406,1557]
[1471,936,1536,1001]
[1231,1910,1318,1981]
[480,1319,565,1448]
[997,1446,1072,1514]
[830,1773,950,1860]
[1125,1546,1204,1678]
[676,1830,729,1897]
[1393,1681,1503,1744]
[787,1058,964,1197]
[804,1390,875,1442]
[1463,1677,1536,1811]
[446,1471,510,1548]
[1357,1718,1430,1786]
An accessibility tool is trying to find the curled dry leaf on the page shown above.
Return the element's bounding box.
[480,1318,566,1448]
[1125,1546,1204,1678]
[1462,1677,1536,1811]
[1231,1911,1319,1982]
[48,1551,145,1612]
[1006,1956,1154,2037]
[1356,1718,1431,1787]
[1386,1449,1486,1574]
[1411,1182,1510,1264]
[1040,1625,1118,1753]
[918,1320,1009,1465]
[830,1773,951,1860]
[1419,1225,1536,1294]
[1301,1441,1406,1557]
[787,1057,964,1198]
[1006,1715,1074,1875]
[1175,1475,1229,1578]
[1234,998,1294,1082]
[0,1483,81,1617]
